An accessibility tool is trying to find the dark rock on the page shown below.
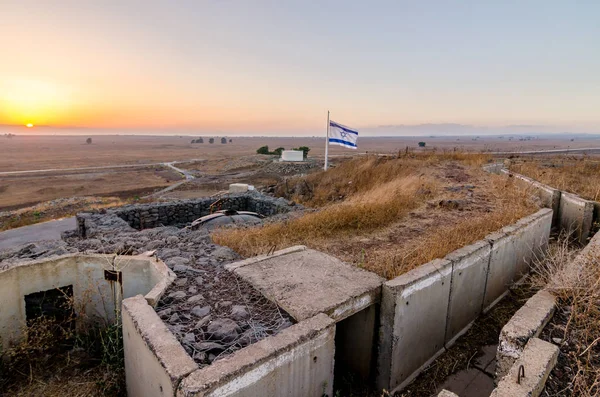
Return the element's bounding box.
[174,277,188,287]
[168,291,187,300]
[196,341,225,352]
[230,305,249,321]
[187,294,205,304]
[206,318,241,342]
[191,305,211,318]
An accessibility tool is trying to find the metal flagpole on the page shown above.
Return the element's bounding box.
[324,110,330,170]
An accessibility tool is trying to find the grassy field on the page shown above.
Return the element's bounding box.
[509,156,600,201]
[214,152,539,279]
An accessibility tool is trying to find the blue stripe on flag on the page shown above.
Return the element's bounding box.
[329,138,357,148]
[330,121,358,135]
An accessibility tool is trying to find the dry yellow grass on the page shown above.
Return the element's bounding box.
[510,157,600,201]
[529,235,600,396]
[214,153,538,280]
[364,177,538,278]
[278,152,490,207]
[214,175,439,257]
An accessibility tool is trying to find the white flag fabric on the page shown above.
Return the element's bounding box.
[329,120,358,149]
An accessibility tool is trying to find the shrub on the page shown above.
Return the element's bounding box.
[292,146,310,158]
[257,145,270,155]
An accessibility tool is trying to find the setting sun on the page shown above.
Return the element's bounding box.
[26,123,34,128]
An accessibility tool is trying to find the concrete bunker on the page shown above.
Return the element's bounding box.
[0,252,174,351]
[123,246,384,397]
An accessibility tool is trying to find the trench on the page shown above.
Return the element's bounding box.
[398,283,537,397]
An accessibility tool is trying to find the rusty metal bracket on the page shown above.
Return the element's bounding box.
[517,364,525,384]
[104,270,122,283]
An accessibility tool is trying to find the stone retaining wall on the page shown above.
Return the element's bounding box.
[112,192,296,230]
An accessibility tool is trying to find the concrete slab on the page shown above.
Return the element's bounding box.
[503,171,561,227]
[496,290,556,379]
[483,227,518,311]
[177,313,335,397]
[491,338,559,397]
[559,192,595,244]
[439,368,495,397]
[123,295,198,397]
[444,240,491,345]
[474,344,498,376]
[512,209,553,280]
[376,259,452,392]
[226,247,384,322]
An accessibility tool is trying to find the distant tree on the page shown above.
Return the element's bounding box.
[86,137,92,144]
[257,145,270,155]
[209,138,215,144]
[418,141,426,147]
[221,137,227,144]
[229,139,232,143]
[292,146,310,158]
[198,137,204,143]
[272,147,285,156]
[191,139,196,144]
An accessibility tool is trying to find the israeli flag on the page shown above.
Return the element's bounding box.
[329,120,358,149]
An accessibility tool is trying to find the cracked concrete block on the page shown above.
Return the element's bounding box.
[227,247,383,322]
[444,240,491,345]
[491,338,559,397]
[496,289,556,380]
[376,259,452,392]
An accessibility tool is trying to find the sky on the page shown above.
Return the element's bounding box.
[1,1,599,136]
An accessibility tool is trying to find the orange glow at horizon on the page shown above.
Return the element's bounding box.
[26,123,33,128]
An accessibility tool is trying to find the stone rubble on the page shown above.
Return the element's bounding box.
[0,192,298,367]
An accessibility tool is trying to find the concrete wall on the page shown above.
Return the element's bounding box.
[123,295,198,397]
[498,168,597,243]
[281,150,304,162]
[558,191,595,243]
[376,208,553,393]
[178,314,335,397]
[122,292,335,397]
[0,253,173,350]
[377,258,452,391]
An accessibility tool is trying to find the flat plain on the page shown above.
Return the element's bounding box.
[1,133,599,211]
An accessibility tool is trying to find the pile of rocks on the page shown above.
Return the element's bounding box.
[0,192,299,366]
[263,160,321,176]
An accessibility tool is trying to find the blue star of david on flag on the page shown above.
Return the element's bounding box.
[328,121,358,149]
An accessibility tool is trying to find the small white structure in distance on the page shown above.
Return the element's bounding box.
[281,150,304,162]
[229,183,249,193]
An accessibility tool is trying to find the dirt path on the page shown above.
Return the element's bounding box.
[0,159,203,176]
